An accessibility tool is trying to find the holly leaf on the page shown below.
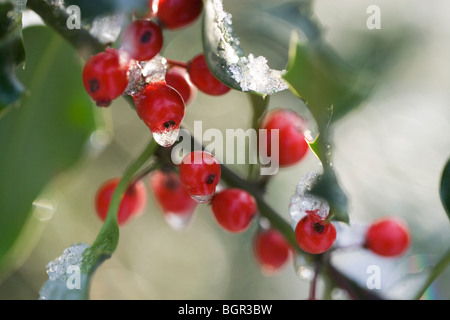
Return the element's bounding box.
[202,0,288,96]
[308,134,349,224]
[440,158,450,219]
[0,26,98,276]
[283,33,371,126]
[0,2,25,111]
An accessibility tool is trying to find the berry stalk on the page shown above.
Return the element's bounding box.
[83,139,159,274]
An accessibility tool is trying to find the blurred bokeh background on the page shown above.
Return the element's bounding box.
[0,0,449,299]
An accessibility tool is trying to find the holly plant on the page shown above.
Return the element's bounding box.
[0,0,449,300]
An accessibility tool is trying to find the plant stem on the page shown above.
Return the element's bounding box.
[413,248,450,300]
[165,58,188,69]
[26,0,105,59]
[83,139,159,274]
[309,263,321,300]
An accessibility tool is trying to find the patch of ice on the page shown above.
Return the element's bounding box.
[141,54,167,83]
[289,172,330,225]
[210,0,288,95]
[38,243,89,300]
[89,13,124,45]
[45,243,89,282]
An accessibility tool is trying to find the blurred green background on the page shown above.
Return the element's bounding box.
[0,0,449,299]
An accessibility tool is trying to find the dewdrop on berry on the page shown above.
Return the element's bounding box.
[152,128,181,148]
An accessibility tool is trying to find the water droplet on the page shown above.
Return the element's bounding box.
[334,222,368,249]
[191,194,213,204]
[152,128,180,147]
[33,199,55,222]
[163,211,193,230]
[294,252,314,281]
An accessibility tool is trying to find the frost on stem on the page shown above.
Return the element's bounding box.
[89,13,125,45]
[289,172,330,227]
[38,243,89,300]
[209,0,288,95]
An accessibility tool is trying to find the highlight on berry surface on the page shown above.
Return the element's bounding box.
[133,81,186,147]
[82,48,130,107]
[211,188,257,233]
[253,228,292,275]
[149,169,197,230]
[365,217,411,257]
[179,151,221,203]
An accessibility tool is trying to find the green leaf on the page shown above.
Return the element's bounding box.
[308,134,349,223]
[440,158,450,219]
[283,33,371,126]
[0,26,98,275]
[0,2,25,110]
[64,0,148,24]
[264,0,321,42]
[202,0,288,96]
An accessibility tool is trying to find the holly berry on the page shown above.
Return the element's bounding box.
[82,48,130,107]
[133,81,185,145]
[179,151,221,203]
[260,109,309,167]
[294,213,336,254]
[365,217,411,257]
[253,229,292,274]
[211,188,257,233]
[95,178,147,226]
[149,169,197,228]
[121,20,163,61]
[187,54,231,96]
[165,66,197,106]
[155,0,203,30]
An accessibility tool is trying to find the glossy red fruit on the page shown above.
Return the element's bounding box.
[133,82,185,143]
[95,178,147,226]
[82,48,130,107]
[179,151,221,203]
[156,0,203,30]
[295,213,336,254]
[187,54,231,96]
[122,20,163,61]
[211,189,257,233]
[365,218,411,257]
[261,109,309,167]
[149,170,197,229]
[254,229,292,274]
[165,66,197,106]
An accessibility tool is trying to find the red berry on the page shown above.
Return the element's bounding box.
[149,170,197,228]
[121,20,163,61]
[294,213,336,254]
[254,229,292,274]
[165,66,197,106]
[156,0,203,30]
[261,109,309,167]
[82,48,130,107]
[133,82,185,141]
[211,188,257,233]
[95,178,147,226]
[179,151,221,203]
[187,54,231,96]
[365,218,411,257]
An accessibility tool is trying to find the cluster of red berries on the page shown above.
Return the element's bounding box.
[89,0,412,277]
[293,209,411,257]
[82,0,230,147]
